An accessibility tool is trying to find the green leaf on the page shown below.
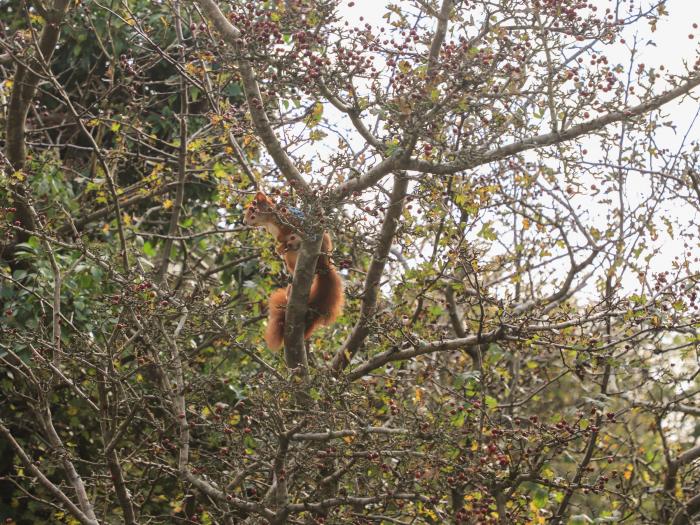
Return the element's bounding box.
[485,396,498,409]
[478,222,498,241]
[451,411,466,428]
[143,241,157,257]
[532,488,548,509]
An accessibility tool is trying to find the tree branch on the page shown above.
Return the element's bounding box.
[283,233,324,374]
[0,421,99,525]
[291,426,408,441]
[406,73,700,175]
[317,79,384,150]
[38,405,99,522]
[156,2,189,284]
[332,172,408,371]
[333,152,404,200]
[426,0,453,78]
[345,327,503,381]
[665,443,700,497]
[96,379,136,525]
[196,0,309,192]
[672,493,700,525]
[183,469,276,520]
[2,0,71,262]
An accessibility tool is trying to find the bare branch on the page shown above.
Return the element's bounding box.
[196,0,309,192]
[333,153,404,200]
[38,406,99,522]
[345,327,504,381]
[406,73,700,175]
[156,2,189,284]
[332,172,408,371]
[291,426,408,441]
[317,79,384,150]
[0,421,100,525]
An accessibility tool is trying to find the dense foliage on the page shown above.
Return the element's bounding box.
[1,0,700,523]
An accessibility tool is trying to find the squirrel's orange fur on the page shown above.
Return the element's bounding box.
[244,192,344,350]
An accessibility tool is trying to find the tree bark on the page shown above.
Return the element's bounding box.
[2,0,71,262]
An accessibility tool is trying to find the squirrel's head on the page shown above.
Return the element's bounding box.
[244,191,275,226]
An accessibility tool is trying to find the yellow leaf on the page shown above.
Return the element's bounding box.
[149,163,164,177]
[422,508,437,519]
[304,102,324,127]
[676,479,684,498]
[163,199,174,210]
[623,464,634,480]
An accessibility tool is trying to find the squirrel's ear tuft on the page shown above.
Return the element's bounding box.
[254,192,271,208]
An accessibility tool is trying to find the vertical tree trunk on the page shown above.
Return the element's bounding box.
[3,0,71,258]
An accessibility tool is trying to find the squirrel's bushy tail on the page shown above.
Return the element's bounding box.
[264,265,344,351]
[264,288,289,351]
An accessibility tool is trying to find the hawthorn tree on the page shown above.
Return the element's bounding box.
[2,0,700,523]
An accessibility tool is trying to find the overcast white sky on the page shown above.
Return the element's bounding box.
[327,1,700,287]
[335,0,700,129]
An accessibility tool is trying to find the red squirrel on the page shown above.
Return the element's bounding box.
[244,191,343,350]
